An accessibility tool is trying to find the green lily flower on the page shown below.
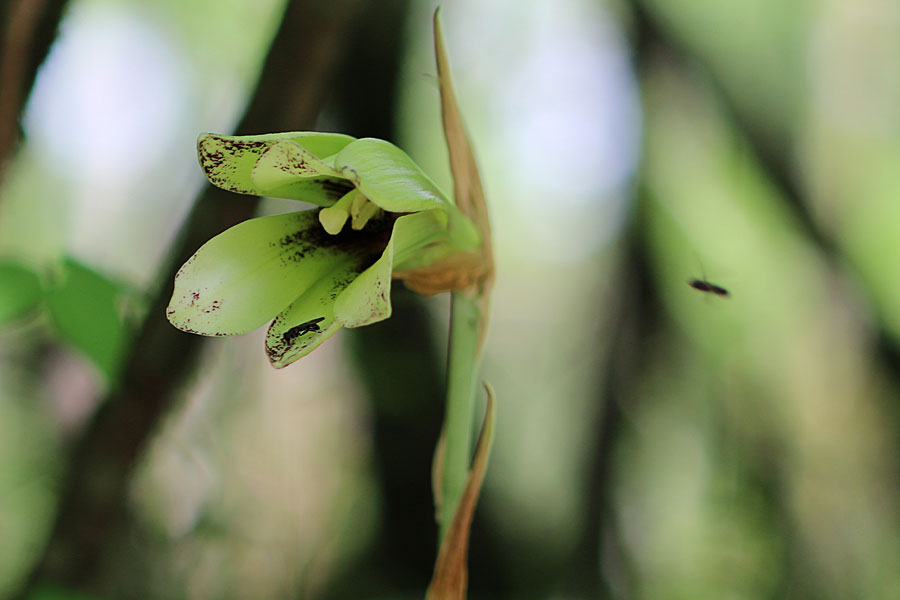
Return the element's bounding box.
[166,132,481,368]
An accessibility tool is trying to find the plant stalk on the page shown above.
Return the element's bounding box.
[439,290,482,542]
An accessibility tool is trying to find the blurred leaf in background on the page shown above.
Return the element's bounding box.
[0,262,43,326]
[45,258,131,382]
[27,585,99,600]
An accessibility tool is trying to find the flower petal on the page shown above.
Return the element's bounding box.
[335,211,447,328]
[198,133,355,206]
[265,256,366,368]
[265,212,451,367]
[333,237,393,328]
[335,138,450,213]
[167,210,384,337]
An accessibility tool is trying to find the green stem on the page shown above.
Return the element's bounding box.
[439,290,482,542]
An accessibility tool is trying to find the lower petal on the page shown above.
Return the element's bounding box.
[266,257,367,368]
[334,211,447,329]
[167,210,378,337]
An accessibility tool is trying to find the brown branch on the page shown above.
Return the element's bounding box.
[0,0,70,186]
[14,1,364,596]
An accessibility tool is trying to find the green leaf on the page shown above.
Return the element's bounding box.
[335,138,451,213]
[198,132,356,206]
[167,210,386,337]
[0,262,44,326]
[46,258,129,380]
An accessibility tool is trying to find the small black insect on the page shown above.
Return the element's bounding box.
[688,278,730,297]
[282,317,326,342]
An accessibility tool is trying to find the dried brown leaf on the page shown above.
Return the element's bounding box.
[426,383,496,600]
[432,9,494,339]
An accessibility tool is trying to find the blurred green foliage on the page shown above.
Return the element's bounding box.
[28,586,99,600]
[0,256,131,382]
[0,263,43,326]
[45,258,130,381]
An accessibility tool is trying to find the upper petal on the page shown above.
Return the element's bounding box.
[198,132,356,206]
[335,138,450,213]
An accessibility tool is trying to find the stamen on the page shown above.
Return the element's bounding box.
[349,190,368,220]
[351,200,383,230]
[318,188,362,235]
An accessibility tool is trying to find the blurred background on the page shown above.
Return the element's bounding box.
[1,0,899,598]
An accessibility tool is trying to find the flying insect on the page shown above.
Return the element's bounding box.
[688,278,730,297]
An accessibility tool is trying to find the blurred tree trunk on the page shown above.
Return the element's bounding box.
[320,3,510,597]
[318,1,445,596]
[14,1,364,597]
